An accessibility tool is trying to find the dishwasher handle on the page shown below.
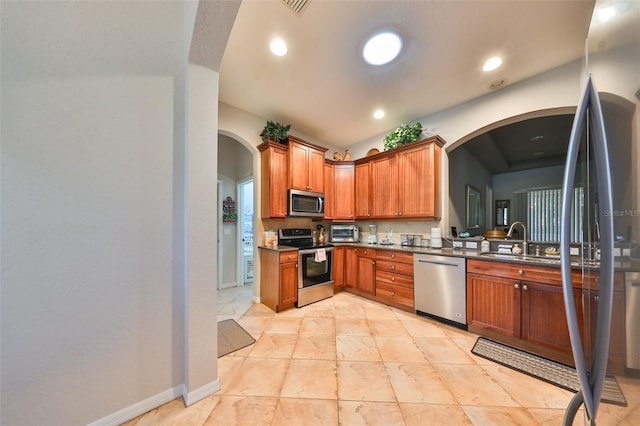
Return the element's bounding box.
[417,259,462,268]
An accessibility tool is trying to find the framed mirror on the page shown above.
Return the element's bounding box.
[495,200,510,226]
[465,185,480,229]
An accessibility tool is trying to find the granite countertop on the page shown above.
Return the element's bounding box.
[330,242,640,272]
[258,245,299,252]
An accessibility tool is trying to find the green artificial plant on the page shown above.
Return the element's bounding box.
[383,122,424,151]
[260,120,291,144]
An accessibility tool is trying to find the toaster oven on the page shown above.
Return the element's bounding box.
[330,225,359,242]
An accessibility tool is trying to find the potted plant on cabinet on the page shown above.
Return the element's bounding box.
[383,122,423,151]
[260,120,291,144]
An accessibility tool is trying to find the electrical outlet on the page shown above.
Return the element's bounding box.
[453,241,463,248]
[570,247,579,256]
[613,247,621,257]
[623,248,631,257]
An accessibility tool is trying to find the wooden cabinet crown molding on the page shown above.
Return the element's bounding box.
[354,135,445,164]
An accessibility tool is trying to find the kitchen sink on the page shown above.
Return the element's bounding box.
[479,252,600,268]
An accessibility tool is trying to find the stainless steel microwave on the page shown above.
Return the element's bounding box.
[288,189,325,218]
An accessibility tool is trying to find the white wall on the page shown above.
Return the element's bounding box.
[0,2,184,423]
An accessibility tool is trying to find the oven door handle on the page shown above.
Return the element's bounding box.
[299,246,334,255]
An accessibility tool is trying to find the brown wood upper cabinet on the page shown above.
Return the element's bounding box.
[258,141,288,218]
[355,136,444,220]
[288,136,327,193]
[333,163,355,220]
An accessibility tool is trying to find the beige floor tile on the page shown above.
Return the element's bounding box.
[400,403,472,426]
[414,337,475,364]
[264,317,303,334]
[224,358,290,397]
[226,338,257,358]
[235,316,272,335]
[527,407,584,425]
[242,302,276,317]
[334,302,367,319]
[434,364,519,406]
[368,319,410,337]
[336,318,371,335]
[481,364,573,408]
[302,301,336,318]
[336,335,381,361]
[292,334,337,360]
[217,356,245,394]
[337,360,396,402]
[281,359,338,399]
[271,398,339,426]
[375,336,426,363]
[338,401,405,426]
[203,395,278,426]
[399,317,448,338]
[273,306,306,318]
[364,304,398,320]
[299,317,336,335]
[126,396,217,426]
[461,405,540,426]
[247,333,297,358]
[385,362,457,404]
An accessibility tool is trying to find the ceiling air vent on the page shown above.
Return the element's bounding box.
[283,0,309,15]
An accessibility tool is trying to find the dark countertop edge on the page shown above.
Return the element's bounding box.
[258,245,299,252]
[329,242,640,272]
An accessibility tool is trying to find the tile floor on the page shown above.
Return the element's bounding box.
[125,285,640,425]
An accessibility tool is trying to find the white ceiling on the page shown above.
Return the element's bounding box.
[219,0,595,147]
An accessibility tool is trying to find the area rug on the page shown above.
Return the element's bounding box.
[218,319,255,358]
[471,337,627,406]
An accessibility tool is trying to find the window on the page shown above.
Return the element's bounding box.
[524,187,584,242]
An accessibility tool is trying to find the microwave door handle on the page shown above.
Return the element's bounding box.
[318,197,324,214]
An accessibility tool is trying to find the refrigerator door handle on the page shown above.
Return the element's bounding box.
[560,74,614,424]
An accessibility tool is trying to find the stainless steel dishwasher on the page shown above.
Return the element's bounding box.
[414,254,467,328]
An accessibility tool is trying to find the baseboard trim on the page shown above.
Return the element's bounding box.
[252,295,260,303]
[182,379,220,406]
[87,385,182,426]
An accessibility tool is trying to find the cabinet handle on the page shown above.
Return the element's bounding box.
[368,213,371,217]
[288,255,292,259]
[364,250,367,255]
[391,254,396,259]
[518,269,524,275]
[296,264,298,268]
[399,212,402,216]
[522,284,528,291]
[514,283,520,289]
[392,290,396,296]
[594,295,600,302]
[372,260,375,265]
[391,265,395,270]
[391,276,395,281]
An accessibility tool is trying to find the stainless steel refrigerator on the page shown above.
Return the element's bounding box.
[561,1,639,424]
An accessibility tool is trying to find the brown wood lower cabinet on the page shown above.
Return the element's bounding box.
[467,259,625,374]
[333,246,345,291]
[375,250,414,309]
[259,248,298,312]
[356,248,376,295]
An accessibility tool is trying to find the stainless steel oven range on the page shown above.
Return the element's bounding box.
[278,228,334,307]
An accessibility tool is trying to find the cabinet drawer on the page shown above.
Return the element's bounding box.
[376,269,414,288]
[376,250,413,264]
[280,251,298,263]
[375,259,413,276]
[356,248,376,259]
[376,281,414,307]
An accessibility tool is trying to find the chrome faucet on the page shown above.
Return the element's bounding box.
[506,221,528,255]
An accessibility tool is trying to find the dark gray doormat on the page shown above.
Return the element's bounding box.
[218,319,256,358]
[471,337,627,406]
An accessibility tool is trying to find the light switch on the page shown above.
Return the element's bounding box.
[224,228,232,236]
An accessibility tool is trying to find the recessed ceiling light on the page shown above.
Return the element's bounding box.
[363,32,403,65]
[270,38,287,56]
[373,109,385,119]
[483,56,502,72]
[597,6,616,22]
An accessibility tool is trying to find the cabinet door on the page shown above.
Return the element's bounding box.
[324,162,335,219]
[344,248,358,289]
[521,281,583,353]
[289,142,310,191]
[354,163,370,218]
[308,147,325,193]
[467,273,521,337]
[586,290,625,374]
[260,144,288,218]
[333,164,355,220]
[357,255,376,295]
[333,246,345,291]
[397,143,438,218]
[279,261,298,306]
[369,155,398,218]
